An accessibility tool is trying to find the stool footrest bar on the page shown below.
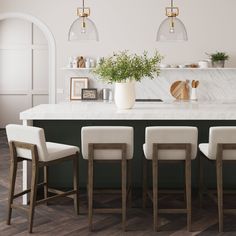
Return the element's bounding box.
[159,208,187,214]
[36,190,76,205]
[93,208,122,214]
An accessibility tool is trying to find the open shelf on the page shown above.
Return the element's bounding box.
[160,67,236,70]
[61,67,93,72]
[61,67,236,73]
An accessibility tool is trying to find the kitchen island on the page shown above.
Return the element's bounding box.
[20,100,236,121]
[20,100,236,204]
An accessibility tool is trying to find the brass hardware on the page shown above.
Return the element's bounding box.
[165,7,179,17]
[169,18,175,33]
[77,7,90,17]
[157,0,187,41]
[69,0,99,41]
[165,0,179,17]
[81,20,86,31]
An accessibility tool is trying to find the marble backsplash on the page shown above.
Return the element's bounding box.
[63,68,236,101]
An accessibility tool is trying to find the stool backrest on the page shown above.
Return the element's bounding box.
[145,126,198,160]
[81,126,133,160]
[209,127,236,160]
[6,124,48,162]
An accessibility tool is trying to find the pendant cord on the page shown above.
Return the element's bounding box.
[82,0,85,26]
[170,0,174,29]
[171,0,173,14]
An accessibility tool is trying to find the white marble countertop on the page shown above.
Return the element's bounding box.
[19,100,236,120]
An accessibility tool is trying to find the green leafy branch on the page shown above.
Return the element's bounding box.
[93,50,163,83]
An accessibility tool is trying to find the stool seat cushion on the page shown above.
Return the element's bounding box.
[199,127,236,160]
[143,143,197,160]
[199,142,236,160]
[6,124,79,162]
[143,126,198,160]
[81,126,133,160]
[46,142,79,162]
[199,143,209,158]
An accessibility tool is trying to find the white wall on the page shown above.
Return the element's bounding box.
[0,18,49,127]
[1,0,236,101]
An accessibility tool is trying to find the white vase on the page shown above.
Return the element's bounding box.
[114,81,136,109]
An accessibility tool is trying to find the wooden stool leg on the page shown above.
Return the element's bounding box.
[198,153,204,208]
[216,157,223,232]
[44,166,48,205]
[185,154,192,232]
[88,157,94,231]
[28,162,39,233]
[142,158,148,209]
[152,156,158,231]
[6,156,18,225]
[121,158,127,231]
[183,162,186,204]
[73,153,79,215]
[127,160,132,208]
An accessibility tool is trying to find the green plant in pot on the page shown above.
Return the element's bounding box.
[207,51,229,68]
[93,50,162,109]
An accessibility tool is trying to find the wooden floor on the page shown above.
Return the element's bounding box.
[1,129,236,235]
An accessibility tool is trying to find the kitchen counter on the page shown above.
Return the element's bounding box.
[20,100,236,121]
[20,100,236,204]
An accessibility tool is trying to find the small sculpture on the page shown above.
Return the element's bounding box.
[78,56,85,68]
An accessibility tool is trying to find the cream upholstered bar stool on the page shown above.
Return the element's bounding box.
[81,126,133,231]
[143,126,198,231]
[6,124,80,233]
[199,127,236,232]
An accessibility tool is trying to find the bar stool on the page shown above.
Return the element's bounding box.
[142,126,198,231]
[81,126,133,231]
[199,127,236,232]
[6,124,80,233]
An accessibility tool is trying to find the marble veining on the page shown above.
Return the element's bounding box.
[20,100,236,120]
[63,68,236,101]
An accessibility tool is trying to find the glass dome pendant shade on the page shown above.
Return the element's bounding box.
[157,0,188,42]
[68,0,99,41]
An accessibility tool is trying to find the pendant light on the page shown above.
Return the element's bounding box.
[157,0,188,42]
[68,0,99,41]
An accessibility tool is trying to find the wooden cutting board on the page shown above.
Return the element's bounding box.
[170,80,190,100]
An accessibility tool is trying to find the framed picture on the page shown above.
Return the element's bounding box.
[81,89,98,100]
[70,77,88,100]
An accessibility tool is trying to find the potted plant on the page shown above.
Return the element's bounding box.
[94,51,162,109]
[207,51,229,68]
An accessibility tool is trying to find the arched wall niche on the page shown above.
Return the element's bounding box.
[0,12,56,103]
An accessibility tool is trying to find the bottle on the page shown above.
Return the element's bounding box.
[68,56,73,68]
[96,57,102,66]
[90,59,95,68]
[109,90,113,102]
[102,88,110,100]
[85,58,91,68]
[72,57,78,68]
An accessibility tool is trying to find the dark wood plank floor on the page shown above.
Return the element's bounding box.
[1,129,236,235]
